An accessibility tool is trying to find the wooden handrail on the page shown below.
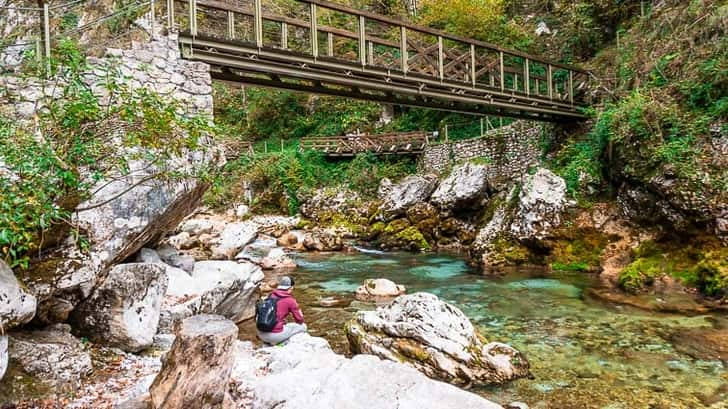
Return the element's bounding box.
[188,0,586,75]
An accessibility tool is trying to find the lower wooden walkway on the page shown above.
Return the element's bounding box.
[300,131,430,157]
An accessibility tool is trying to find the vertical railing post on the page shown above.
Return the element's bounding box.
[437,36,444,80]
[444,124,449,142]
[470,44,476,87]
[358,16,366,66]
[150,0,156,35]
[327,32,333,57]
[368,41,374,65]
[499,51,504,92]
[254,0,263,48]
[524,58,530,96]
[188,0,197,36]
[569,70,574,105]
[167,0,175,29]
[42,2,51,69]
[400,26,407,74]
[310,2,318,58]
[281,22,288,49]
[227,11,235,40]
[480,117,484,137]
[547,64,553,100]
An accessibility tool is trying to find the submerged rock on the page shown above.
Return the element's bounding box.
[150,315,238,408]
[430,163,490,212]
[379,175,438,220]
[72,263,168,352]
[8,324,92,391]
[0,259,37,329]
[230,334,504,409]
[345,293,529,386]
[355,278,406,301]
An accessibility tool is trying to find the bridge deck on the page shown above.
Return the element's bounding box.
[172,0,589,121]
[300,132,429,157]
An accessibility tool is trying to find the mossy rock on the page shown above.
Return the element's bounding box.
[490,237,534,265]
[394,227,431,251]
[383,218,411,234]
[694,250,728,297]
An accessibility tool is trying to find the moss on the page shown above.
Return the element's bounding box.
[329,213,368,236]
[617,240,727,296]
[491,236,533,265]
[394,338,432,363]
[383,218,411,234]
[549,228,609,272]
[693,249,728,297]
[369,221,386,237]
[619,257,664,293]
[394,226,432,251]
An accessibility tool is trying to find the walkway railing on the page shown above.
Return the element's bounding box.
[172,0,590,120]
[300,131,430,157]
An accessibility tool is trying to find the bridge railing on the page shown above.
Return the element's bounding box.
[300,131,430,156]
[170,0,590,109]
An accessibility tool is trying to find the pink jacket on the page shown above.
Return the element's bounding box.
[270,289,304,333]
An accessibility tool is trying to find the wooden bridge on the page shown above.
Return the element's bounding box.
[170,0,590,121]
[300,131,429,157]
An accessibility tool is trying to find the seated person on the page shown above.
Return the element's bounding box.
[256,276,307,345]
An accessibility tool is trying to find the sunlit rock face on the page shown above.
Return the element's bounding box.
[230,334,506,409]
[345,292,530,386]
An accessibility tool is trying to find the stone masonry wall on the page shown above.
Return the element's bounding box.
[419,121,545,186]
[0,32,212,118]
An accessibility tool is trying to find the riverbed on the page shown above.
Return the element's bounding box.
[283,250,727,409]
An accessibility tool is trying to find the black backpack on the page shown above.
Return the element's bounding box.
[255,296,279,332]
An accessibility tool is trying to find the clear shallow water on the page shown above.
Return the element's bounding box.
[290,251,728,409]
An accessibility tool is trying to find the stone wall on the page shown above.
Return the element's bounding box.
[419,121,545,185]
[0,32,212,118]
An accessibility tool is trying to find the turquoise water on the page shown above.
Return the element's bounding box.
[291,251,728,409]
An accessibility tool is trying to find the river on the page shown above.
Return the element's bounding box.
[281,250,727,409]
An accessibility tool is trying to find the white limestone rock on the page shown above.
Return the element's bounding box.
[379,175,438,219]
[345,293,530,386]
[229,334,505,409]
[72,263,168,352]
[0,259,37,329]
[8,324,93,391]
[430,162,490,211]
[0,335,7,381]
[259,248,297,270]
[158,261,263,332]
[211,222,259,259]
[355,278,406,301]
[509,168,567,241]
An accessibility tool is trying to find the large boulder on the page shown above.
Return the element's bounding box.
[72,263,168,352]
[158,261,263,332]
[300,186,365,222]
[7,324,92,391]
[229,334,504,409]
[379,175,438,220]
[150,315,238,408]
[355,279,406,302]
[345,293,529,386]
[0,259,36,329]
[211,222,258,259]
[430,163,490,212]
[509,168,567,241]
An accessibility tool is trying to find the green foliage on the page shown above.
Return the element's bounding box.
[0,42,213,268]
[205,149,416,215]
[418,0,530,49]
[552,262,590,272]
